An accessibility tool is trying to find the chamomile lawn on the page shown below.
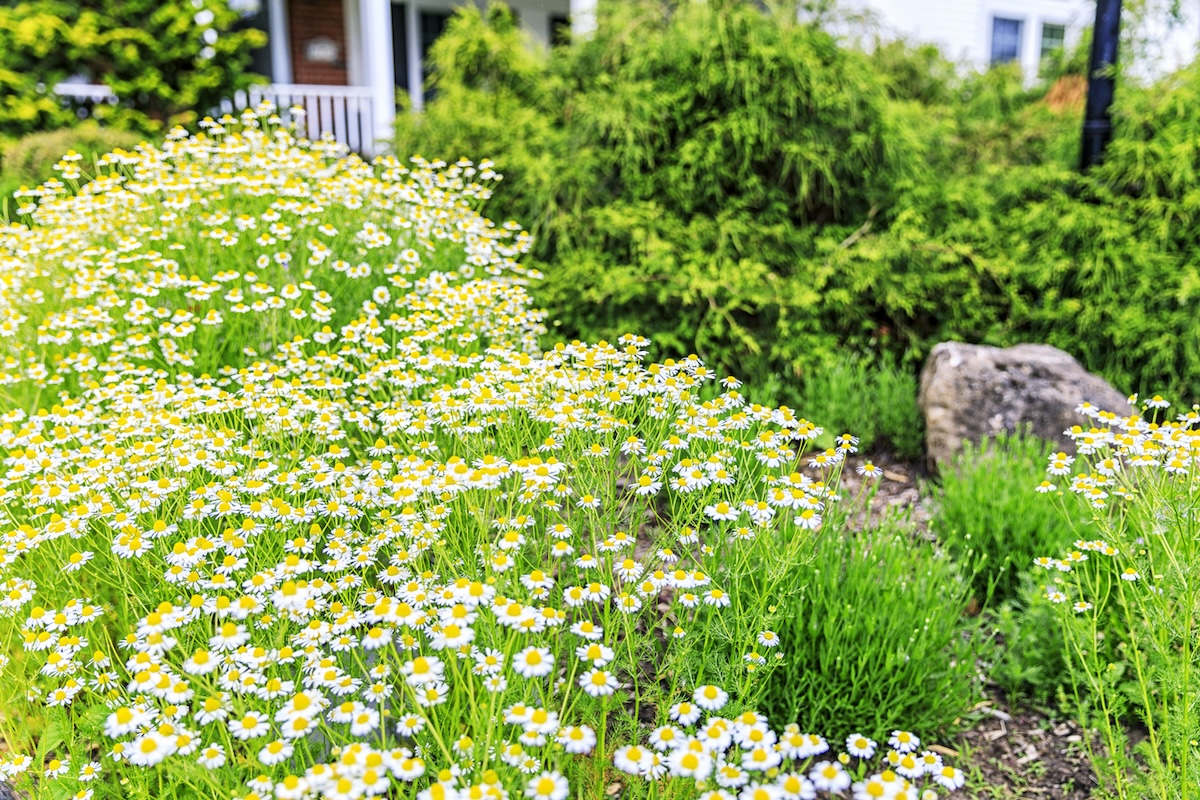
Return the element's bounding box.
[0,109,965,800]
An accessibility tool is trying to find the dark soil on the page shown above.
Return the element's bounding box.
[956,697,1098,799]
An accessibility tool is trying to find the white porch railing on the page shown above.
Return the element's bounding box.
[220,84,380,155]
[53,82,120,104]
[53,82,382,156]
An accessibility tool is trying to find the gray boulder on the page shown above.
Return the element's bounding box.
[918,342,1132,469]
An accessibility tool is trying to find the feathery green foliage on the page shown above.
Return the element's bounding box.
[763,524,980,742]
[932,433,1090,605]
[397,1,1200,405]
[797,357,924,459]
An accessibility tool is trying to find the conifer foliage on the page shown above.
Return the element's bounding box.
[398,0,1200,403]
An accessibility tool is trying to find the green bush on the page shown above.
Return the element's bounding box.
[763,524,980,742]
[932,433,1090,605]
[397,1,1200,405]
[988,577,1077,709]
[0,123,144,196]
[400,0,928,387]
[0,0,265,138]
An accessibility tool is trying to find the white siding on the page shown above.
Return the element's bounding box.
[857,0,984,64]
[852,0,1091,75]
[1131,4,1200,78]
[850,0,1197,80]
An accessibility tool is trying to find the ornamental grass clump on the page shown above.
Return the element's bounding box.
[763,524,979,743]
[0,108,964,800]
[1035,397,1200,799]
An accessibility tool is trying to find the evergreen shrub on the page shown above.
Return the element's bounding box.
[397,0,1200,405]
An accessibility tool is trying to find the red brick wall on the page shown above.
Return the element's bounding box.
[288,0,349,85]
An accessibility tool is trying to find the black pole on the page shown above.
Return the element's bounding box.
[1081,0,1122,170]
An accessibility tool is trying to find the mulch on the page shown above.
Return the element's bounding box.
[955,697,1099,799]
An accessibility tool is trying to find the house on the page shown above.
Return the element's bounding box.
[837,0,1092,77]
[835,0,1199,81]
[57,0,1200,156]
[219,0,589,153]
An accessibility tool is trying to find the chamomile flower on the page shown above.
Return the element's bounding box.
[694,684,729,711]
[257,739,293,766]
[512,647,554,679]
[524,771,568,800]
[613,745,651,775]
[888,730,920,753]
[579,669,621,697]
[556,725,597,754]
[668,748,714,780]
[196,743,225,767]
[933,765,966,790]
[670,700,703,726]
[856,462,883,478]
[809,761,851,792]
[649,725,685,751]
[845,734,877,758]
[230,712,270,740]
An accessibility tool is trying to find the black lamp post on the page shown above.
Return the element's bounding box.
[1081,0,1122,170]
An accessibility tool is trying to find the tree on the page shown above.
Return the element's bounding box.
[0,0,266,137]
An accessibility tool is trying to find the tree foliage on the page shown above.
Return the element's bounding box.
[0,0,265,137]
[397,0,1200,403]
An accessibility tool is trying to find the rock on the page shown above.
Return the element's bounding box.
[918,342,1132,469]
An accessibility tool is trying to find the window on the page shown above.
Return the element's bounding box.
[1040,23,1066,59]
[419,11,452,101]
[231,0,272,78]
[419,10,452,63]
[990,17,1023,64]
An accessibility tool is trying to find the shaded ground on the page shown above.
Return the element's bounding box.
[838,452,934,534]
[956,697,1097,800]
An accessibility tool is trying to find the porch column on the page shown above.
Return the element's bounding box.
[569,0,597,35]
[406,2,422,112]
[359,0,397,149]
[344,0,364,86]
[267,0,293,83]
